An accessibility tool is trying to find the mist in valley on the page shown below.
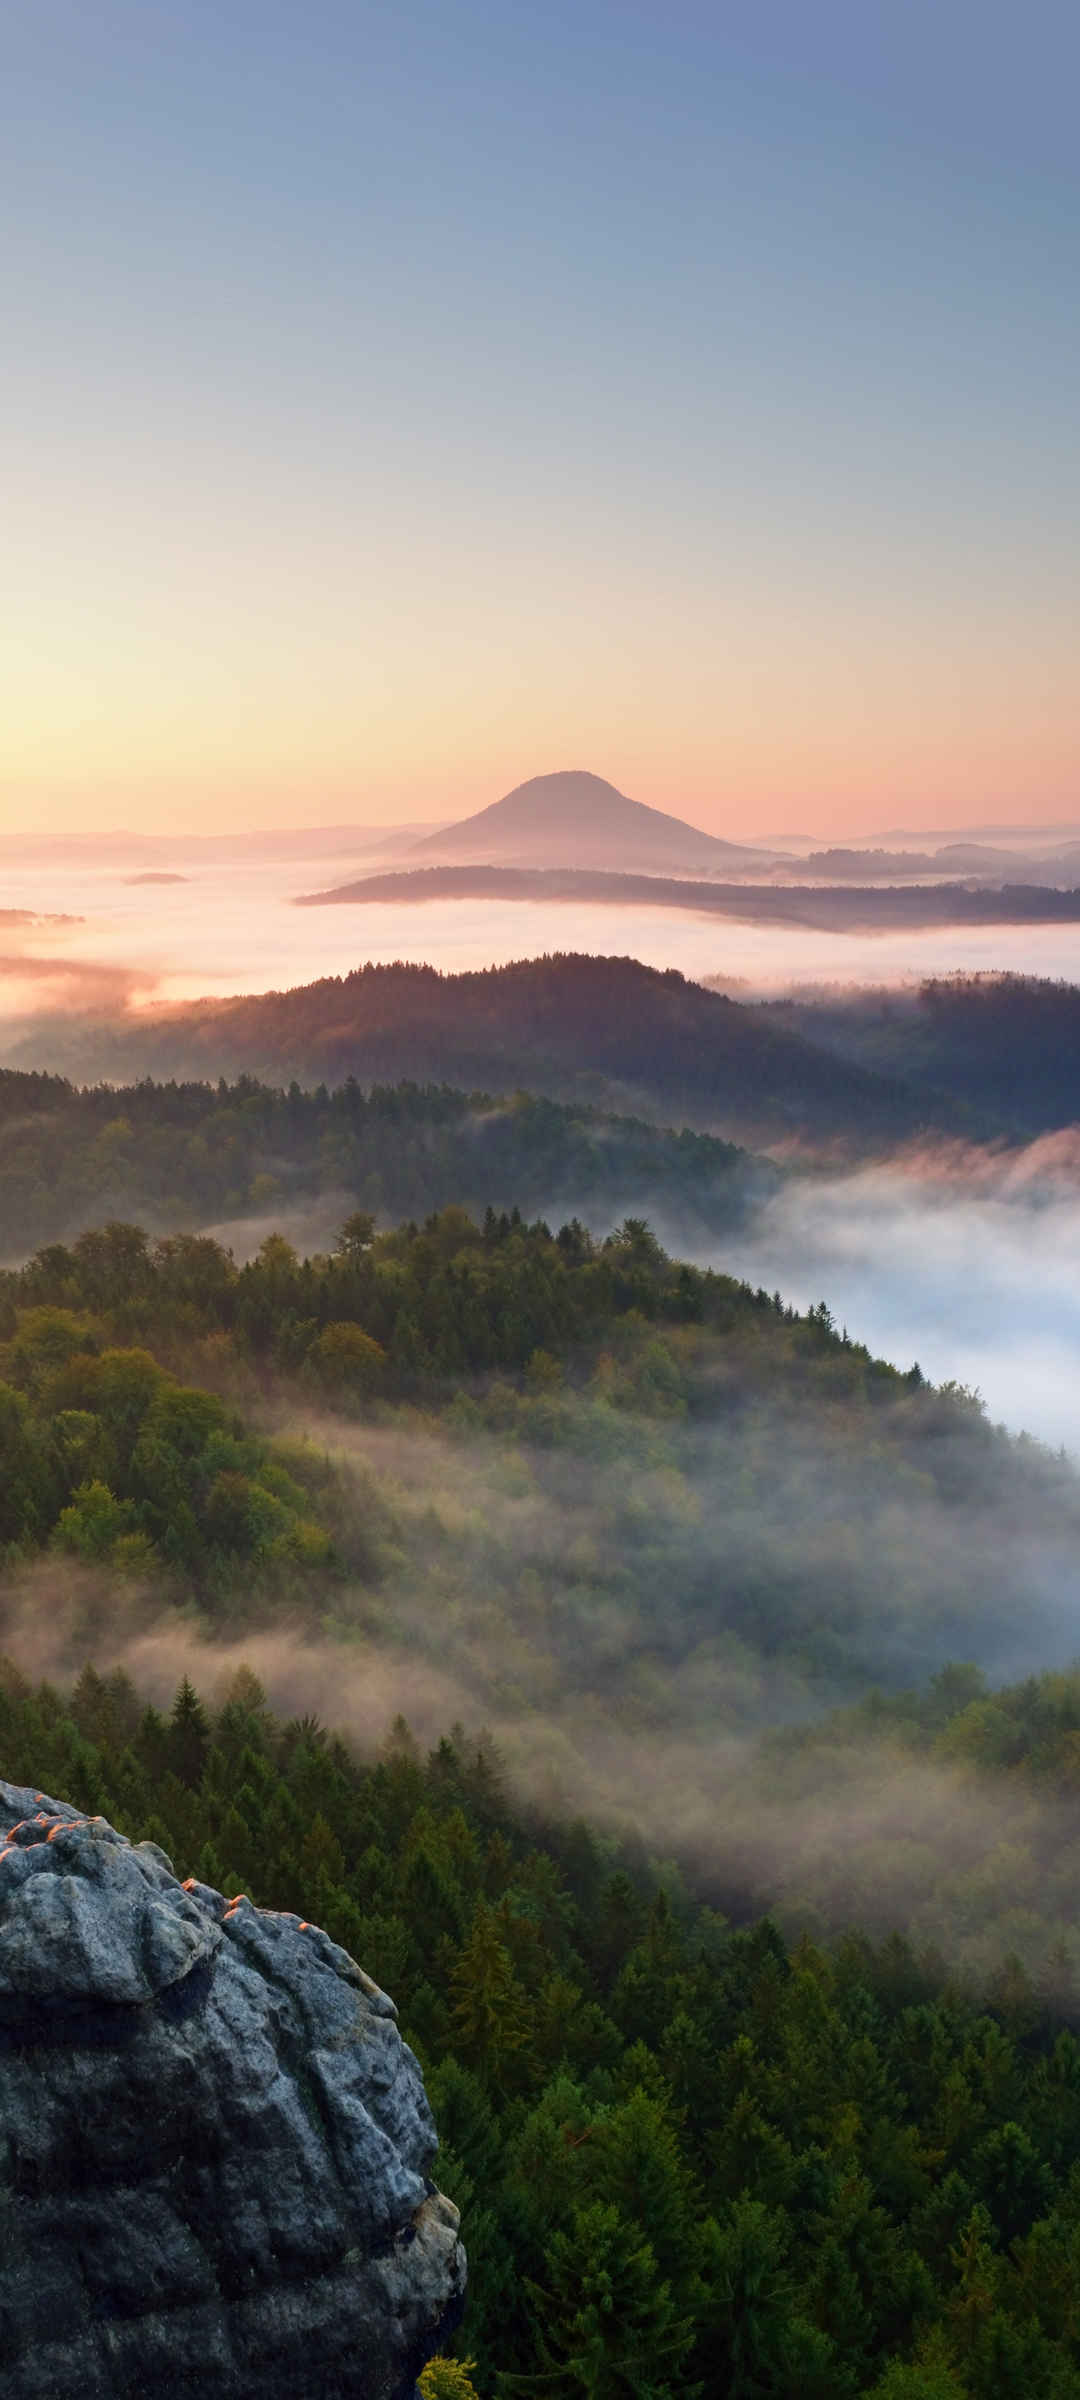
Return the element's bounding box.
[6,1283,1080,1981]
[709,1138,1080,1452]
[7,843,1080,1064]
[6,846,1080,1980]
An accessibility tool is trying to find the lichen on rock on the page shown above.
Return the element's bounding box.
[0,1777,466,2399]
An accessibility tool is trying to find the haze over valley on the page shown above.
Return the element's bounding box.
[6,779,1080,1460]
[10,783,1080,1021]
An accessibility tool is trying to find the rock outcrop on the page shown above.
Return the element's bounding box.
[0,1777,465,2399]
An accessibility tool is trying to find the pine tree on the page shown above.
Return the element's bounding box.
[450,1906,533,2092]
[518,2198,698,2400]
[167,1677,210,1789]
[700,2196,835,2398]
[586,2087,697,2299]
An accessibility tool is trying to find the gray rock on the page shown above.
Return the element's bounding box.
[0,1778,466,2399]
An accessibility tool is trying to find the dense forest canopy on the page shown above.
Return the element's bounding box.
[0,1067,765,1258]
[13,1655,1080,2398]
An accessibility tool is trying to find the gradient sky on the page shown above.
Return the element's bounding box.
[2,0,1078,839]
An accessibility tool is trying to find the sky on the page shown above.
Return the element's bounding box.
[2,0,1078,841]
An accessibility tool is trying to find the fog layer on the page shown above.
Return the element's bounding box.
[715,1138,1080,1450]
[5,850,1080,1039]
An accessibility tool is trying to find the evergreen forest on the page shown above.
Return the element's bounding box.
[9,1655,1080,2398]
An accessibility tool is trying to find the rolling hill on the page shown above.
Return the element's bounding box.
[298,859,1080,928]
[19,952,952,1147]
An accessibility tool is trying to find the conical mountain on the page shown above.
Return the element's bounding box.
[410,770,767,872]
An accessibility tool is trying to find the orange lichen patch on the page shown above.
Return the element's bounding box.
[298,1922,310,1932]
[182,1878,197,1892]
[2,1813,93,1853]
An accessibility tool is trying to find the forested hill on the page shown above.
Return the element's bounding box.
[299,860,1080,928]
[0,1068,770,1258]
[760,974,1080,1138]
[15,954,949,1145]
[4,1206,1076,1703]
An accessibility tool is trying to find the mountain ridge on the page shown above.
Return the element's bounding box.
[8,951,949,1148]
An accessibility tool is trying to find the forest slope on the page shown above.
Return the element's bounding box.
[0,1068,770,1259]
[762,975,1080,1138]
[4,1207,1076,1728]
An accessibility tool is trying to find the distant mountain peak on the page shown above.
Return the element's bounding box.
[469,769,644,820]
[409,770,766,870]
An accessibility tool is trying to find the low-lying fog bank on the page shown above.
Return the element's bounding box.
[4,847,1080,1042]
[708,1138,1080,1451]
[7,1568,1080,1981]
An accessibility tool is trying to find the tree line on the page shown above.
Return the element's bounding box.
[0,1066,756,1254]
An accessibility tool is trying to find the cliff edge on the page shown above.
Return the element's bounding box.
[0,1776,465,2398]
